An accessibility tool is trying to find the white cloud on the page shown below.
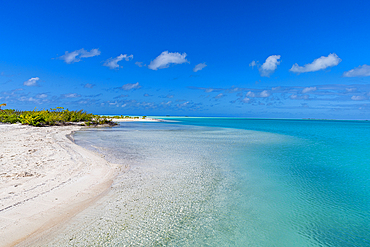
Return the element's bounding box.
[242,97,251,103]
[24,77,39,86]
[193,63,207,72]
[343,64,370,77]
[62,93,81,98]
[290,94,309,100]
[290,53,341,73]
[161,101,172,107]
[84,83,95,89]
[351,95,367,101]
[214,93,224,99]
[249,60,257,68]
[36,93,47,99]
[59,51,80,64]
[59,48,101,64]
[345,88,357,93]
[177,101,189,108]
[19,97,39,102]
[103,54,133,69]
[80,48,100,58]
[259,90,271,98]
[159,94,174,99]
[121,82,141,90]
[135,61,144,67]
[290,94,298,99]
[124,55,134,61]
[246,91,255,97]
[245,90,270,98]
[148,51,189,70]
[302,87,317,94]
[259,55,281,77]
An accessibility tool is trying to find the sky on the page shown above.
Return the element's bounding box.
[1,0,370,119]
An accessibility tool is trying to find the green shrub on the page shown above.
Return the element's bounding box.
[0,107,115,127]
[0,106,148,127]
[19,113,43,127]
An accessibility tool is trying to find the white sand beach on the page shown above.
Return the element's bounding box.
[0,124,121,246]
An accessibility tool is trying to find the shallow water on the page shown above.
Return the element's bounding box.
[46,119,370,246]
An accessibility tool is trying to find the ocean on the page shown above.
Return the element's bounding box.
[47,118,370,246]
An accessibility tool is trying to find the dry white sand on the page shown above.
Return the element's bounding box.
[0,124,121,246]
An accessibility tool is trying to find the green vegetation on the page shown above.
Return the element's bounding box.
[0,107,115,127]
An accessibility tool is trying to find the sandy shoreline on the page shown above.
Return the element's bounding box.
[0,124,122,246]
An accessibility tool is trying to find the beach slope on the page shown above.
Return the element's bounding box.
[0,124,118,246]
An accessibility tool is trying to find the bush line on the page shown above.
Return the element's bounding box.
[0,107,144,127]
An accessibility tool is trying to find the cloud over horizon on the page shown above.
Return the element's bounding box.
[302,87,317,94]
[214,93,224,99]
[290,53,341,73]
[103,54,133,69]
[343,64,370,77]
[260,90,271,98]
[58,48,101,64]
[193,63,207,72]
[36,93,48,99]
[148,51,189,70]
[259,55,281,77]
[120,82,141,90]
[24,77,39,86]
[62,93,81,98]
[351,95,367,101]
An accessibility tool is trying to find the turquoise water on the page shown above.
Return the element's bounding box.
[49,118,370,246]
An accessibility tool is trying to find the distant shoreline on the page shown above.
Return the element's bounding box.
[110,117,162,122]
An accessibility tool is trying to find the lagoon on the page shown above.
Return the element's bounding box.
[47,118,370,246]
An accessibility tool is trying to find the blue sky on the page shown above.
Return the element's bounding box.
[1,0,370,119]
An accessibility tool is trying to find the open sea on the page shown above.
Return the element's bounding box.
[47,118,370,246]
